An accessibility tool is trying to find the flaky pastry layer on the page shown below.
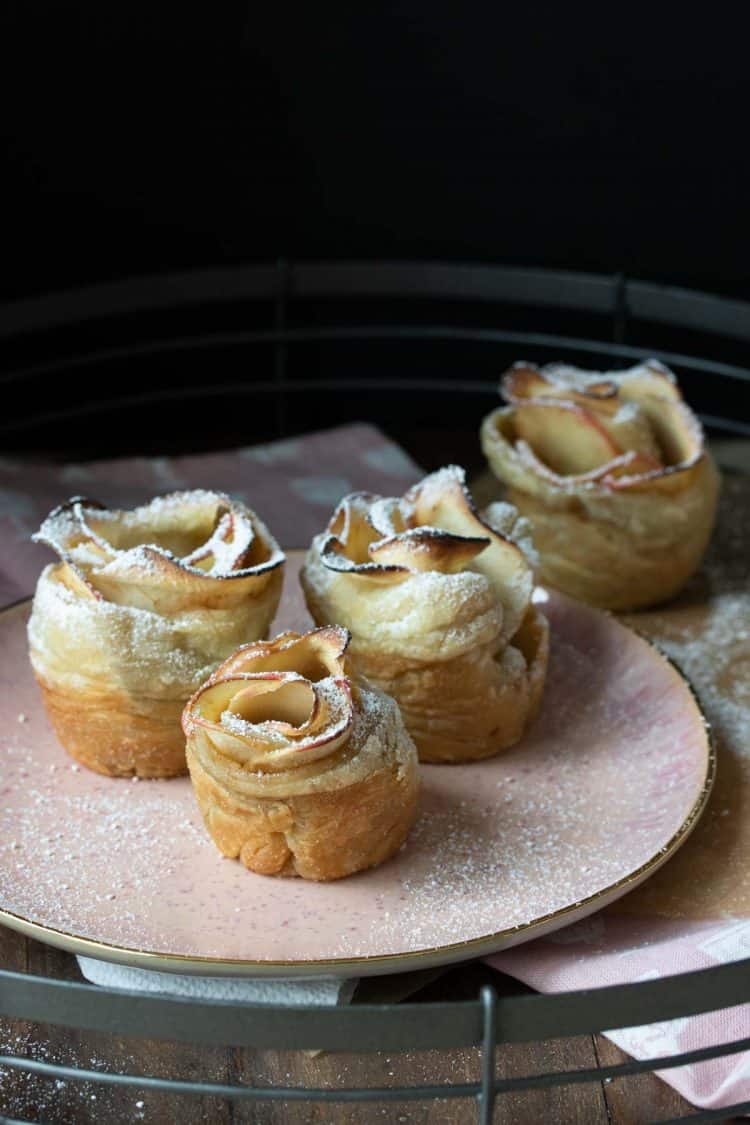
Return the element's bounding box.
[300,468,548,762]
[480,361,721,610]
[28,491,284,777]
[182,629,419,879]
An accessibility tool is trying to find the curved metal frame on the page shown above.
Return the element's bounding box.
[3,261,750,440]
[1,261,749,1123]
[1,261,749,343]
[2,969,750,1122]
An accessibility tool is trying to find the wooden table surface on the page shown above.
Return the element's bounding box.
[2,452,748,1125]
[0,926,701,1124]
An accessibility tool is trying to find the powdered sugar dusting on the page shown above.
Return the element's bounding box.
[220,709,287,744]
[217,675,352,758]
[0,583,709,965]
[35,490,284,585]
[0,1028,145,1123]
[0,754,208,948]
[623,476,750,757]
[482,501,539,568]
[651,594,749,751]
[540,359,675,394]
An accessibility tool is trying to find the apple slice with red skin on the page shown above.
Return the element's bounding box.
[503,359,681,414]
[212,626,350,683]
[602,450,663,478]
[516,435,693,494]
[502,362,619,406]
[598,404,663,462]
[617,360,682,406]
[502,363,562,402]
[514,439,623,486]
[368,496,408,539]
[320,533,412,583]
[509,384,663,463]
[512,400,623,476]
[604,463,701,494]
[194,672,354,767]
[229,675,317,732]
[320,493,413,582]
[326,493,382,565]
[406,466,534,643]
[368,527,490,573]
[622,398,700,468]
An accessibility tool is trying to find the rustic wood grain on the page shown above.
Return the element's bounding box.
[1,945,617,1125]
[227,965,607,1124]
[1,935,234,1125]
[595,1035,712,1125]
[0,924,31,1119]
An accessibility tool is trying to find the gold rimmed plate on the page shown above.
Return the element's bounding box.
[0,557,713,978]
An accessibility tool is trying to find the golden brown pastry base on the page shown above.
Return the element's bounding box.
[340,607,549,764]
[506,487,717,611]
[35,674,188,778]
[187,746,419,881]
[480,401,721,611]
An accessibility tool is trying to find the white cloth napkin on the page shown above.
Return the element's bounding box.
[77,956,358,1006]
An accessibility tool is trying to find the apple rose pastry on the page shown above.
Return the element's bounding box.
[300,467,549,763]
[182,627,419,880]
[480,359,721,611]
[28,491,285,778]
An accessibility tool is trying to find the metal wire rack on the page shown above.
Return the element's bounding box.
[1,261,749,1123]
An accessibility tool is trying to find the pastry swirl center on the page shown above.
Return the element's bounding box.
[228,678,315,729]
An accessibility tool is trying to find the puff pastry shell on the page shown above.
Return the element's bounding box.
[28,491,284,777]
[182,626,419,880]
[301,467,548,763]
[480,360,720,610]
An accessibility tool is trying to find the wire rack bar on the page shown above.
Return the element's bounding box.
[1,330,750,441]
[3,325,750,391]
[2,961,750,1051]
[1,261,748,343]
[2,1026,750,1101]
[478,985,498,1124]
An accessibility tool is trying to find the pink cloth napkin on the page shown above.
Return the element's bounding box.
[489,919,750,1111]
[3,424,747,1112]
[0,423,420,605]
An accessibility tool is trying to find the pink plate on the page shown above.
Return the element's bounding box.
[0,572,713,978]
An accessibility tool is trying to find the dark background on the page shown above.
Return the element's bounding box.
[1,4,749,297]
[1,5,748,459]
